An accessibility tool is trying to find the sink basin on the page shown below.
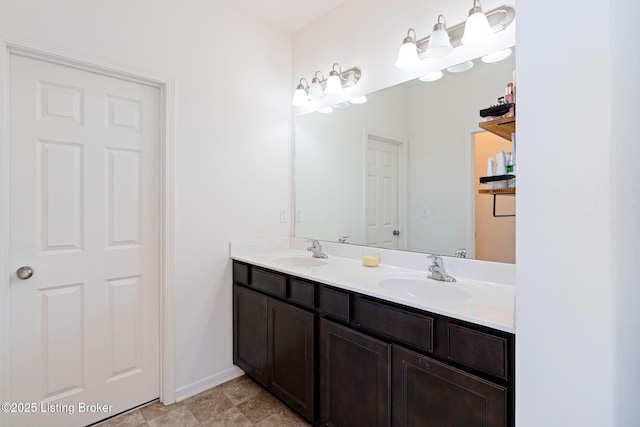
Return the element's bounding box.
[272,256,328,268]
[378,278,471,301]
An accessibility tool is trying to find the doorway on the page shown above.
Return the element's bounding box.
[4,47,170,427]
[473,131,516,263]
[364,132,407,249]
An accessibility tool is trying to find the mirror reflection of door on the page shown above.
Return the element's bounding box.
[365,134,404,249]
[473,131,516,263]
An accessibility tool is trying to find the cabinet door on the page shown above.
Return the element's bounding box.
[233,284,268,386]
[392,345,508,427]
[268,298,315,421]
[319,318,391,427]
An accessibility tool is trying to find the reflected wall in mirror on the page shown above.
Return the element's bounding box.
[294,52,515,263]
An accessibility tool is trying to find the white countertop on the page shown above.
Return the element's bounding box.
[230,239,515,333]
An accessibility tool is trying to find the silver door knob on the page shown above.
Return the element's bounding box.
[16,266,34,280]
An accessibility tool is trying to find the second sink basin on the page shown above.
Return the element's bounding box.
[378,278,471,301]
[272,256,328,269]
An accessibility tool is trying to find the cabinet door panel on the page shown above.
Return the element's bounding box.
[233,284,268,386]
[268,298,315,421]
[320,318,391,427]
[392,345,508,427]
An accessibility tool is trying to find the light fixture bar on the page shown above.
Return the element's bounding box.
[414,6,514,59]
[292,64,362,105]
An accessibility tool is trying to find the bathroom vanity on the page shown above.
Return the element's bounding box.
[231,241,515,427]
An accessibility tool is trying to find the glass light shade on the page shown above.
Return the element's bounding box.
[395,41,420,69]
[425,28,453,58]
[325,74,343,95]
[308,79,324,100]
[461,11,493,46]
[419,71,443,82]
[292,87,309,106]
[482,48,512,63]
[349,95,368,104]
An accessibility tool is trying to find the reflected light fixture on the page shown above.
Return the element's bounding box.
[349,95,368,104]
[425,15,453,58]
[461,0,493,46]
[482,48,512,63]
[395,29,420,69]
[291,78,309,106]
[447,61,474,73]
[419,70,444,82]
[318,106,333,114]
[292,63,362,106]
[395,4,515,69]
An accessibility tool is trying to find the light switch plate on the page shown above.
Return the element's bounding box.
[280,208,289,223]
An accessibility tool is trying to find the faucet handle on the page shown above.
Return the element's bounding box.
[427,254,442,264]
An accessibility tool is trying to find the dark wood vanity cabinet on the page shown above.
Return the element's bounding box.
[232,261,514,427]
[392,345,508,427]
[233,264,315,421]
[319,318,391,427]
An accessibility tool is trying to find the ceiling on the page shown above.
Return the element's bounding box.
[221,0,346,34]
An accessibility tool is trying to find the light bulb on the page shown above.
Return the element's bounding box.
[482,48,512,63]
[447,61,474,73]
[349,96,367,104]
[309,79,324,100]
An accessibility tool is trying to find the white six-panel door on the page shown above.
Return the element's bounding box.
[365,136,399,249]
[8,53,160,427]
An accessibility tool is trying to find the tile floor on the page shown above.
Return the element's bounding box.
[97,375,311,427]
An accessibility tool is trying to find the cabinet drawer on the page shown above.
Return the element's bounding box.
[447,323,508,380]
[355,298,433,353]
[289,278,315,309]
[251,268,287,299]
[318,286,350,322]
[233,261,249,286]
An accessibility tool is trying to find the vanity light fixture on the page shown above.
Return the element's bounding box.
[461,0,493,46]
[425,15,453,58]
[395,29,420,69]
[394,5,514,69]
[482,48,512,63]
[308,71,325,100]
[325,63,345,95]
[292,78,310,106]
[318,106,333,114]
[292,63,362,106]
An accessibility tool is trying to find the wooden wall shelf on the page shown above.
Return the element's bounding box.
[479,116,516,141]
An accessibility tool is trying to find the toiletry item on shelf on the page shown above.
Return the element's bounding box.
[487,157,496,189]
[495,150,507,188]
[511,133,516,173]
[362,251,380,267]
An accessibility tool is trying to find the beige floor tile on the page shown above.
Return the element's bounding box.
[199,406,254,427]
[140,401,185,422]
[254,409,311,427]
[147,405,198,427]
[236,389,287,424]
[97,409,147,427]
[183,387,234,422]
[218,376,263,406]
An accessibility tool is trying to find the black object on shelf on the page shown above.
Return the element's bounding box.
[479,174,515,184]
[479,103,514,118]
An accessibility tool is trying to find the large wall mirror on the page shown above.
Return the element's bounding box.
[294,50,516,263]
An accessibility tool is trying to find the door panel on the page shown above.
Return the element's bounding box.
[8,53,160,427]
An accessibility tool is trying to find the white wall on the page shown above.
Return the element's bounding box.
[294,0,640,425]
[0,0,292,397]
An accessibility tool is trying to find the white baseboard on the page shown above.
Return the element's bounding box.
[174,365,245,402]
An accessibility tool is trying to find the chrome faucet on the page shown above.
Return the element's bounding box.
[338,235,350,244]
[427,255,456,282]
[307,240,328,259]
